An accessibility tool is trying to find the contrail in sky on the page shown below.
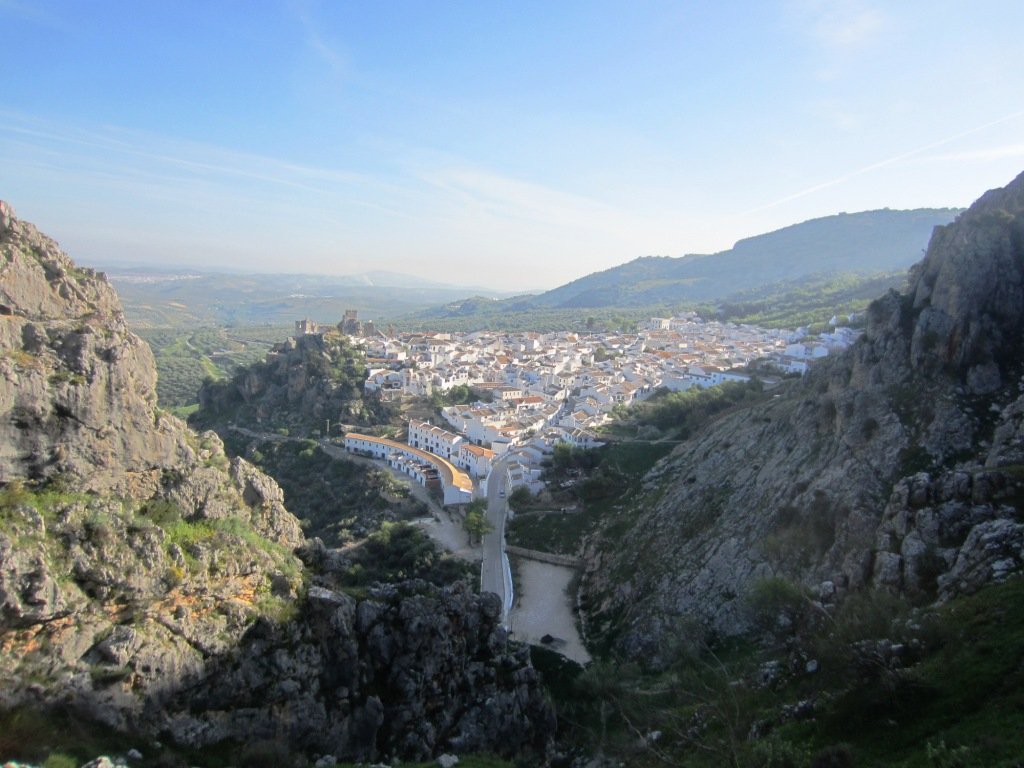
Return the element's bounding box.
[744,109,1024,214]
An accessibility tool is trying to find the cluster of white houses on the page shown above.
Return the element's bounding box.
[407,418,495,477]
[342,313,861,503]
[362,314,861,404]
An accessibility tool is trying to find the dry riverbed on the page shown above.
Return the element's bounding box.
[509,559,591,665]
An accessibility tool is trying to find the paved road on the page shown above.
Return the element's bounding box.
[234,425,512,624]
[481,455,514,628]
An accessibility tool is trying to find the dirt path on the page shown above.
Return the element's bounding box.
[412,509,479,562]
[509,559,590,665]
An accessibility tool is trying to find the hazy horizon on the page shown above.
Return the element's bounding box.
[2,1,1023,291]
[83,202,961,296]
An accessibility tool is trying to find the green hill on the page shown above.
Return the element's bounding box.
[404,208,959,327]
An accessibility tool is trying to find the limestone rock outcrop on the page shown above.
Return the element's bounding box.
[0,199,190,495]
[582,172,1024,667]
[169,578,554,762]
[0,200,308,738]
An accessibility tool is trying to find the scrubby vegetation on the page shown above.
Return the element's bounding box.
[705,271,908,330]
[192,330,396,436]
[429,383,476,409]
[507,442,673,555]
[213,435,474,590]
[1,477,303,588]
[545,577,1024,767]
[603,379,767,440]
[398,304,661,334]
[335,521,475,589]
[0,705,515,768]
[462,497,492,542]
[221,435,422,546]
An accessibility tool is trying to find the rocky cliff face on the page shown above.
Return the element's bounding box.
[582,173,1024,667]
[195,330,391,436]
[0,199,306,734]
[170,557,554,763]
[0,202,553,761]
[0,201,192,497]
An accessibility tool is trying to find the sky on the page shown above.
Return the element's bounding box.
[2,1,1023,292]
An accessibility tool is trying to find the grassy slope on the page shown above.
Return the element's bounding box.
[803,578,1024,767]
[0,705,514,768]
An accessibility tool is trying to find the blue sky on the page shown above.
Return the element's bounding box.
[2,1,1023,291]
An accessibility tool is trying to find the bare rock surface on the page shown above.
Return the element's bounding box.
[0,201,188,495]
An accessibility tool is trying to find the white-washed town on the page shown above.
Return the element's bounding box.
[335,312,862,503]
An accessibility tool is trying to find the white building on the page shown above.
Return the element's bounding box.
[407,419,463,460]
[455,443,496,477]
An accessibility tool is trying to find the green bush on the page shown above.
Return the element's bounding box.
[746,576,816,641]
[463,499,492,541]
[620,379,765,437]
[138,498,183,527]
[220,438,412,546]
[810,589,909,686]
[338,522,474,587]
[926,740,977,768]
[811,744,856,768]
[507,485,533,512]
[750,736,812,768]
[237,738,292,768]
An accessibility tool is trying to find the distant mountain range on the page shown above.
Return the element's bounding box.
[409,208,961,321]
[95,267,513,327]
[100,207,961,329]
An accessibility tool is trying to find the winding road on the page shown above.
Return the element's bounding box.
[480,455,515,629]
[235,424,516,629]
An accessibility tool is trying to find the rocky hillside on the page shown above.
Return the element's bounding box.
[581,174,1024,668]
[170,553,554,762]
[0,201,552,763]
[194,330,392,436]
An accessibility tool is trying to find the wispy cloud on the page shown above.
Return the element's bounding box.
[421,166,648,240]
[0,110,392,197]
[0,108,659,281]
[743,109,1024,214]
[290,0,351,81]
[919,144,1024,164]
[788,0,886,50]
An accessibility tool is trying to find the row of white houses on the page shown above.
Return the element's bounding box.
[343,432,474,505]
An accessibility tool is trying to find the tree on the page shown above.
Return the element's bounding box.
[508,485,533,512]
[552,442,574,472]
[462,498,492,543]
[551,443,601,475]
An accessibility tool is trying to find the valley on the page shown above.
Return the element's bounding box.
[5,0,1024,764]
[3,174,1024,767]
